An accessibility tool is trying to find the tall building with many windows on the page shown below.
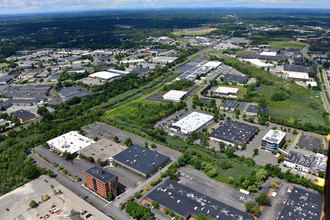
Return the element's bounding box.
[261,130,286,152]
[84,166,118,199]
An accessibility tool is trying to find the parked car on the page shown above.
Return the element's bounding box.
[81,210,87,215]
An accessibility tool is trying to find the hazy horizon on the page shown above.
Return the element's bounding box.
[0,0,329,15]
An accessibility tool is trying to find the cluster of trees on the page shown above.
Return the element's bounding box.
[125,201,154,220]
[161,79,194,92]
[271,92,289,101]
[236,169,268,193]
[245,192,271,215]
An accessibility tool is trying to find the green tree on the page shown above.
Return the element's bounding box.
[152,201,159,209]
[245,201,260,215]
[47,169,54,177]
[113,136,119,143]
[219,142,226,152]
[29,200,37,208]
[225,146,236,158]
[253,148,259,156]
[22,160,40,180]
[255,192,271,206]
[124,138,133,147]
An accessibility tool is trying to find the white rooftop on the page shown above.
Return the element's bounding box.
[260,51,277,56]
[244,59,275,68]
[203,61,222,68]
[173,112,213,134]
[306,81,317,87]
[163,90,188,102]
[288,72,309,80]
[215,86,239,95]
[89,71,121,80]
[47,131,95,154]
[262,130,286,144]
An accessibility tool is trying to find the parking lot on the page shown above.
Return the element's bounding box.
[144,93,167,102]
[0,175,110,220]
[297,135,323,151]
[176,166,255,212]
[107,167,144,190]
[82,122,182,161]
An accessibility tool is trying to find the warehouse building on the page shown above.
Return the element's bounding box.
[47,131,95,154]
[261,130,286,152]
[80,138,127,164]
[11,109,36,123]
[107,68,130,76]
[210,120,259,148]
[223,74,249,84]
[147,179,252,220]
[84,166,119,199]
[245,104,259,117]
[288,72,309,80]
[215,87,239,96]
[89,71,121,81]
[171,112,214,134]
[283,151,313,173]
[113,144,170,177]
[244,59,275,68]
[130,68,152,76]
[283,65,314,75]
[163,90,188,102]
[220,100,239,111]
[152,56,177,64]
[58,87,93,101]
[278,187,323,220]
[237,53,288,61]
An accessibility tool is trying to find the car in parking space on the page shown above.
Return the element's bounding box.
[81,210,88,215]
[86,213,92,219]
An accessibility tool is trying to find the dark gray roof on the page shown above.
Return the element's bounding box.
[200,97,212,103]
[283,65,314,73]
[278,187,323,220]
[4,84,53,94]
[223,74,249,83]
[210,120,259,144]
[11,109,36,120]
[246,104,259,114]
[221,100,239,110]
[58,87,93,101]
[237,53,288,61]
[49,72,62,80]
[293,58,304,65]
[285,151,313,167]
[113,144,170,176]
[27,68,43,74]
[131,68,151,75]
[147,179,253,220]
[84,165,117,184]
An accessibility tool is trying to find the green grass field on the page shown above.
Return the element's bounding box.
[234,50,257,55]
[268,38,307,49]
[106,100,181,129]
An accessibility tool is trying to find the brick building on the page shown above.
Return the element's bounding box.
[83,165,118,199]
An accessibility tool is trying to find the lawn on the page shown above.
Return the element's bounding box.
[106,100,183,129]
[234,50,257,55]
[0,63,9,68]
[268,38,307,49]
[172,28,217,36]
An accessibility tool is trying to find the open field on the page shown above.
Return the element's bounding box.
[208,50,327,126]
[268,38,307,49]
[234,50,257,55]
[0,63,9,68]
[172,28,217,36]
[105,100,183,129]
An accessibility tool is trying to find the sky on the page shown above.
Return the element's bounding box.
[0,0,329,14]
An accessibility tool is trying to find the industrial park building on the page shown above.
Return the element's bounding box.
[47,131,95,154]
[171,112,213,134]
[112,145,170,177]
[84,166,118,199]
[261,130,286,152]
[210,120,259,148]
[214,86,239,96]
[163,90,188,102]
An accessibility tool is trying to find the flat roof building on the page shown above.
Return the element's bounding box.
[113,144,170,177]
[47,131,95,154]
[283,65,314,75]
[261,130,286,152]
[278,187,323,220]
[210,120,259,148]
[147,179,253,220]
[284,151,313,173]
[163,90,188,102]
[171,112,214,134]
[84,165,119,199]
[223,74,249,84]
[89,71,121,81]
[203,61,222,69]
[220,100,239,111]
[244,59,275,68]
[215,87,239,96]
[152,56,177,64]
[288,72,309,80]
[245,104,259,117]
[80,138,127,163]
[11,109,36,123]
[58,87,93,101]
[107,69,130,76]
